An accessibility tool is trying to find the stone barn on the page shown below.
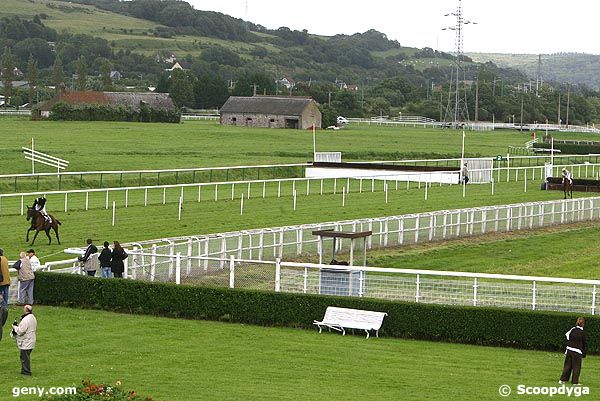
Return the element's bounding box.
[220,96,321,129]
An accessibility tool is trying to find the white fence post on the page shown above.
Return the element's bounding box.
[111,201,116,226]
[275,257,281,292]
[175,252,181,284]
[229,255,235,288]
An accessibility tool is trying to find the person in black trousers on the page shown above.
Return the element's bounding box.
[110,241,128,278]
[559,317,587,385]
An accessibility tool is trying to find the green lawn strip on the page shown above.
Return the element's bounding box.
[0,305,595,401]
[367,221,600,279]
[2,119,599,177]
[0,179,588,261]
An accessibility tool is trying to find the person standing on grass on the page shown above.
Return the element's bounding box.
[110,241,128,278]
[13,252,35,305]
[461,162,469,184]
[12,304,37,376]
[0,299,7,341]
[559,317,587,385]
[98,241,112,278]
[0,248,10,308]
[78,239,98,277]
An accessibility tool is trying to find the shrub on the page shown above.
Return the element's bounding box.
[48,102,180,123]
[36,380,155,401]
[34,272,600,353]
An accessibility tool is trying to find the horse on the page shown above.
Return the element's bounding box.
[563,177,573,199]
[26,207,62,245]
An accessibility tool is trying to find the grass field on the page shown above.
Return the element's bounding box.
[0,305,596,401]
[1,119,599,266]
[2,119,598,174]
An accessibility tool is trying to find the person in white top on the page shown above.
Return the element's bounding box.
[12,304,37,375]
[26,249,41,270]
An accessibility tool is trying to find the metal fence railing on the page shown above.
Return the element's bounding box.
[79,252,600,315]
[57,196,597,274]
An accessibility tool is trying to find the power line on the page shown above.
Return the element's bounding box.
[442,0,477,128]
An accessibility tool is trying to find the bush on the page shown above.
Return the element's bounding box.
[48,102,181,123]
[535,142,600,155]
[34,272,600,353]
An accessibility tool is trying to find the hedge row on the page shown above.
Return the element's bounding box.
[47,102,181,123]
[34,272,600,353]
[536,142,600,155]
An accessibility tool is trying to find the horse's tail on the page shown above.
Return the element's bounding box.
[55,218,62,226]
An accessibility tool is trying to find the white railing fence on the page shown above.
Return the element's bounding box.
[97,197,600,275]
[112,253,600,315]
[7,258,80,302]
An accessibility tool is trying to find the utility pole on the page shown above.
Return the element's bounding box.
[442,0,477,128]
[328,91,331,106]
[520,92,524,129]
[252,83,258,96]
[557,92,561,125]
[566,83,571,127]
[474,78,479,122]
[536,54,542,96]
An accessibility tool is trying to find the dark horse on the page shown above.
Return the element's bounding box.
[26,208,62,245]
[563,178,573,199]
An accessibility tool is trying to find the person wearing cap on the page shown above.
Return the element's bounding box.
[12,304,37,375]
[0,248,10,308]
[559,317,587,385]
[562,167,573,185]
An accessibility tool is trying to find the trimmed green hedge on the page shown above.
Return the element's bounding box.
[48,102,181,123]
[35,272,600,353]
[536,142,600,155]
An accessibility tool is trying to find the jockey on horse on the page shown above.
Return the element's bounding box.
[33,196,52,225]
[562,167,573,185]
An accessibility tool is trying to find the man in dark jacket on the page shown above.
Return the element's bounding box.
[559,317,587,385]
[98,241,112,278]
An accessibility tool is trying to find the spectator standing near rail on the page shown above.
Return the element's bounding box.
[461,162,469,184]
[12,304,37,375]
[78,239,99,277]
[98,241,112,278]
[559,317,587,385]
[110,241,128,278]
[0,248,10,308]
[13,252,35,305]
[27,249,40,270]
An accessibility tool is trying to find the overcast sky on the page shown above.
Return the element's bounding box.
[188,0,598,55]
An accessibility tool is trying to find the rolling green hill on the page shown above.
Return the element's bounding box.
[469,52,600,89]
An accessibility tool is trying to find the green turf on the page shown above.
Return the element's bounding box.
[2,119,599,176]
[367,221,600,279]
[0,177,592,261]
[0,305,595,401]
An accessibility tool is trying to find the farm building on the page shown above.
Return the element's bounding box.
[38,91,177,118]
[220,96,321,129]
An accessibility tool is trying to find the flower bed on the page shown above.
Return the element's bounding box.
[36,380,160,401]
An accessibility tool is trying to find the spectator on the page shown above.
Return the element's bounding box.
[12,304,37,375]
[559,317,587,385]
[0,299,7,342]
[0,248,9,308]
[461,162,469,184]
[78,239,99,277]
[13,252,35,305]
[27,249,41,270]
[98,241,112,278]
[110,241,128,278]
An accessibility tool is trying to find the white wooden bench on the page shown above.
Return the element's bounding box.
[313,306,387,339]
